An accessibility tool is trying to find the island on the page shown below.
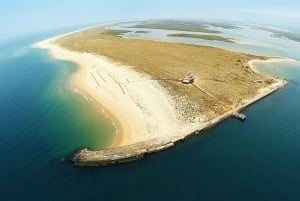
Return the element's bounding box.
[34,23,288,166]
[167,33,235,43]
[135,30,151,34]
[131,20,242,31]
[131,21,221,33]
[253,25,300,43]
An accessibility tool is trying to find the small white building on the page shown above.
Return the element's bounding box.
[182,75,195,84]
[253,79,263,84]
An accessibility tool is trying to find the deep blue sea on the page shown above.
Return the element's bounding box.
[1,23,300,201]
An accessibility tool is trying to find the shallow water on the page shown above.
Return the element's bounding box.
[1,22,300,201]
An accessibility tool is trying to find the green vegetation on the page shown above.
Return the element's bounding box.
[135,31,151,34]
[167,33,235,43]
[103,29,131,37]
[132,22,221,34]
[208,23,241,29]
[272,32,300,42]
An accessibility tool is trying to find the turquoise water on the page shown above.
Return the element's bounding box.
[1,23,300,201]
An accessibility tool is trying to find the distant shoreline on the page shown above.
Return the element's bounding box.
[33,22,289,166]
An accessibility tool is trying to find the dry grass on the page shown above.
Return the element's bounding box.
[56,27,272,121]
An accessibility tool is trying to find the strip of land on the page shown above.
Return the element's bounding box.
[135,30,150,34]
[34,24,289,166]
[132,22,221,33]
[253,25,300,43]
[167,33,235,43]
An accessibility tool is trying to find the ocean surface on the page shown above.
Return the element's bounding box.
[1,22,300,201]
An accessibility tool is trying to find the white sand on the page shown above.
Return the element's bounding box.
[34,37,194,147]
[248,57,295,74]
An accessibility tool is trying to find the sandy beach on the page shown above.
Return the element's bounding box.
[248,57,295,74]
[34,37,195,147]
